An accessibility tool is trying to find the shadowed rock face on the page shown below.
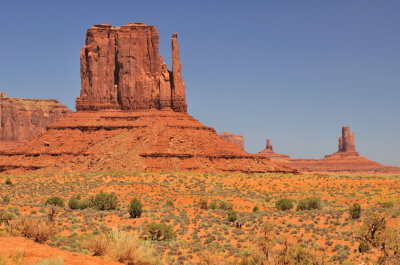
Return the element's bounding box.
[0,93,71,142]
[76,23,187,112]
[219,132,245,150]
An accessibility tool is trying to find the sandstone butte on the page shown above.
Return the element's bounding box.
[0,23,294,174]
[258,138,290,159]
[266,126,400,174]
[0,92,71,151]
[219,132,245,150]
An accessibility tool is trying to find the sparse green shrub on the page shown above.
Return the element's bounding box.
[45,196,65,207]
[146,222,175,241]
[227,211,238,223]
[0,210,15,225]
[275,198,293,211]
[90,192,118,211]
[78,198,91,209]
[68,195,81,210]
[253,205,259,212]
[219,201,233,211]
[129,198,143,218]
[349,203,361,219]
[297,197,322,211]
[208,201,217,210]
[358,241,370,253]
[5,178,12,185]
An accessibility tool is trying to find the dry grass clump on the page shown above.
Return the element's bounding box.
[84,229,159,265]
[10,217,55,243]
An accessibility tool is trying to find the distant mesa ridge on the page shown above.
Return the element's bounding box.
[219,132,245,150]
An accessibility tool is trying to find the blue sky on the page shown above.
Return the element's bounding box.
[0,0,399,166]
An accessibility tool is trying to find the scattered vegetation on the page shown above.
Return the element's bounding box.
[128,198,142,218]
[275,198,293,211]
[297,197,322,210]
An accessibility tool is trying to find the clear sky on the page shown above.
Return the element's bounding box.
[0,0,399,166]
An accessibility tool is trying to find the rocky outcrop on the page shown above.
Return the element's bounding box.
[277,126,400,174]
[258,138,290,159]
[0,93,71,142]
[219,132,244,150]
[338,126,356,153]
[76,23,187,112]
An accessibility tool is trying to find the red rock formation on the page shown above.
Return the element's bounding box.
[219,132,245,150]
[338,126,356,153]
[258,138,290,159]
[0,92,71,144]
[0,23,294,175]
[278,127,400,174]
[76,23,187,112]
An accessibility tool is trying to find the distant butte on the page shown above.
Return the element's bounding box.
[258,139,290,159]
[219,132,245,150]
[0,92,71,151]
[277,126,400,174]
[0,23,294,174]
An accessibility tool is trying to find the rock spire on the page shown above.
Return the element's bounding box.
[338,126,356,153]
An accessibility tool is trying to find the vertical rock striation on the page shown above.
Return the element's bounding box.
[338,126,356,153]
[76,23,187,112]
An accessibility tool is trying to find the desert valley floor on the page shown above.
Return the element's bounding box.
[1,171,400,264]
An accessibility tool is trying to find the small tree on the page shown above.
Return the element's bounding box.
[129,198,143,218]
[90,192,118,211]
[275,198,293,211]
[253,205,259,212]
[349,203,362,219]
[45,196,65,207]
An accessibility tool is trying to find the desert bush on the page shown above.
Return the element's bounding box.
[198,198,208,210]
[78,198,92,209]
[358,241,370,253]
[297,197,322,211]
[0,211,15,225]
[108,229,159,264]
[349,203,361,219]
[227,211,238,223]
[5,177,12,185]
[90,192,118,211]
[128,198,143,218]
[146,222,175,241]
[45,196,65,207]
[165,199,174,207]
[68,195,81,210]
[83,234,108,256]
[219,201,233,211]
[13,217,55,243]
[275,198,293,211]
[252,205,259,212]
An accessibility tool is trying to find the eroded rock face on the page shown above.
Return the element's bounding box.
[338,126,356,153]
[219,132,244,150]
[76,23,187,112]
[0,93,71,142]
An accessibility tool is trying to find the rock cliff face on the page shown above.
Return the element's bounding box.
[0,93,71,142]
[219,132,244,150]
[76,23,187,112]
[338,126,356,153]
[258,138,290,159]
